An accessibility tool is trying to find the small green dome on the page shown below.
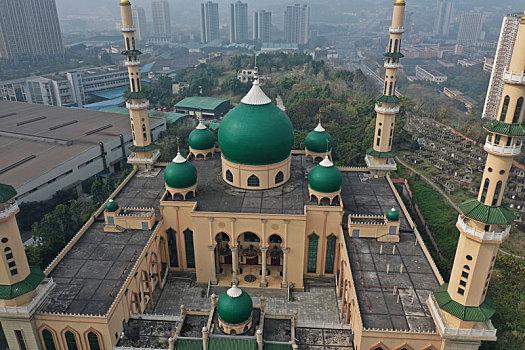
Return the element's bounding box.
[386,208,399,221]
[305,122,333,153]
[189,122,215,151]
[217,285,253,325]
[106,199,119,212]
[308,157,342,193]
[164,152,198,189]
[218,80,293,165]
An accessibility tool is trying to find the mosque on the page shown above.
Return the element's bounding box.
[0,0,523,349]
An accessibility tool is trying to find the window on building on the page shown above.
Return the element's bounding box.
[87,332,101,350]
[394,39,399,52]
[500,95,510,121]
[226,170,234,182]
[64,331,78,350]
[4,247,17,276]
[513,97,523,123]
[480,178,489,203]
[126,37,130,50]
[131,37,136,50]
[492,181,502,206]
[275,171,284,184]
[14,330,27,350]
[247,175,260,187]
[184,229,195,268]
[307,233,319,273]
[325,234,337,274]
[457,287,465,295]
[42,329,57,350]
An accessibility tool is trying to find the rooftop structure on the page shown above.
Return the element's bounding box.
[174,96,230,119]
[0,100,166,203]
[415,66,448,84]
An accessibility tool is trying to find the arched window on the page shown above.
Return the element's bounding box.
[131,78,136,92]
[136,78,141,91]
[184,229,195,268]
[377,128,382,137]
[4,247,17,276]
[226,170,233,182]
[492,180,502,206]
[269,234,283,243]
[325,234,337,274]
[307,233,319,273]
[389,81,393,95]
[64,331,78,350]
[512,97,523,123]
[480,178,489,204]
[125,37,130,50]
[275,171,284,184]
[247,175,260,187]
[87,332,101,350]
[132,37,136,50]
[499,95,510,121]
[388,39,392,52]
[384,81,388,95]
[393,39,398,52]
[42,329,57,350]
[166,228,178,267]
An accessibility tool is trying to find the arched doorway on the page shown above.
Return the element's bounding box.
[237,232,261,284]
[215,232,232,277]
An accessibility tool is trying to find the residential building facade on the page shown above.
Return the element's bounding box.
[230,1,249,43]
[200,1,221,44]
[284,4,310,45]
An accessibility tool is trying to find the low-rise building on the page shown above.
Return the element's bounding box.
[415,65,448,83]
[174,96,231,119]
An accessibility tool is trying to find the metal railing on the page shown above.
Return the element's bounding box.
[484,136,522,156]
[389,27,405,34]
[375,104,400,114]
[456,215,510,241]
[503,71,525,85]
[126,101,150,110]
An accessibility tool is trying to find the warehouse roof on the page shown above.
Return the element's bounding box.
[175,97,229,111]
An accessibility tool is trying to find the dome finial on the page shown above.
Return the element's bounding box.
[173,138,186,163]
[319,155,334,167]
[227,284,243,298]
[196,121,207,130]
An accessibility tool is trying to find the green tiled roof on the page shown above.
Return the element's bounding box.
[434,283,495,321]
[376,95,400,104]
[483,120,525,137]
[175,97,230,111]
[0,183,17,203]
[459,199,516,225]
[124,91,148,100]
[384,52,404,59]
[129,144,159,153]
[175,338,202,350]
[0,267,45,300]
[209,336,257,350]
[366,148,396,159]
[264,342,292,350]
[121,49,142,56]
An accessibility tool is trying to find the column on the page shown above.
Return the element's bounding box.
[231,246,239,285]
[256,329,264,350]
[208,244,217,284]
[260,247,268,287]
[281,248,290,288]
[202,327,209,349]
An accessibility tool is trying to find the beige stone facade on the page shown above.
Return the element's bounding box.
[221,155,292,190]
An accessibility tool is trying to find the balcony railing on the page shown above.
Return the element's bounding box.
[365,154,397,171]
[126,100,150,110]
[125,60,141,67]
[484,136,522,156]
[0,202,18,221]
[456,215,510,241]
[389,27,405,34]
[0,278,55,316]
[384,61,401,69]
[504,71,525,85]
[121,26,136,32]
[375,104,400,114]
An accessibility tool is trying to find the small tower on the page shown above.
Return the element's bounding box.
[365,0,406,177]
[0,184,49,350]
[429,15,525,350]
[189,121,216,159]
[216,285,253,335]
[304,121,333,161]
[120,0,160,172]
[308,156,342,205]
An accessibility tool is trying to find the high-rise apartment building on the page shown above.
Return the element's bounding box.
[132,6,148,41]
[0,0,64,62]
[200,1,220,44]
[151,0,171,37]
[457,12,483,46]
[284,4,310,45]
[433,0,453,37]
[253,10,272,43]
[230,1,249,44]
[482,13,522,119]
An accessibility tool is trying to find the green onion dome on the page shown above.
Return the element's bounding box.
[218,78,293,166]
[305,122,333,153]
[386,207,400,221]
[189,121,215,151]
[163,151,198,189]
[217,285,253,325]
[308,156,342,193]
[106,199,119,212]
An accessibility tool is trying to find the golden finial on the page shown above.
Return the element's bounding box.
[120,0,131,6]
[395,0,406,5]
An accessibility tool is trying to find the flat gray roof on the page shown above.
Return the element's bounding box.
[41,170,166,315]
[0,100,164,189]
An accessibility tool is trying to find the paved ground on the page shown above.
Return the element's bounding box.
[150,273,341,327]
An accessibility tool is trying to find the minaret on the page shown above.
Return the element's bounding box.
[429,16,525,349]
[120,0,160,172]
[365,0,406,177]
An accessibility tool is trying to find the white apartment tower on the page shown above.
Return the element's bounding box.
[151,0,171,37]
[433,0,453,37]
[132,6,148,41]
[230,1,249,43]
[457,12,483,46]
[200,1,221,44]
[284,4,310,45]
[253,10,272,43]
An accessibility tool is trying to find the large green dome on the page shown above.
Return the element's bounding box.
[217,285,253,325]
[305,122,333,153]
[218,81,293,165]
[164,152,198,189]
[189,122,215,150]
[308,157,342,193]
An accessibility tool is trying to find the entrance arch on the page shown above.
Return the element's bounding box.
[215,232,232,276]
[237,232,261,285]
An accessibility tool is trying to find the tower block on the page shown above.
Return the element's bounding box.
[120,0,160,172]
[365,0,406,177]
[428,16,525,350]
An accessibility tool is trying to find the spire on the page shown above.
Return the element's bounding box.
[314,121,325,132]
[173,151,187,164]
[240,75,272,105]
[196,121,207,130]
[319,155,334,167]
